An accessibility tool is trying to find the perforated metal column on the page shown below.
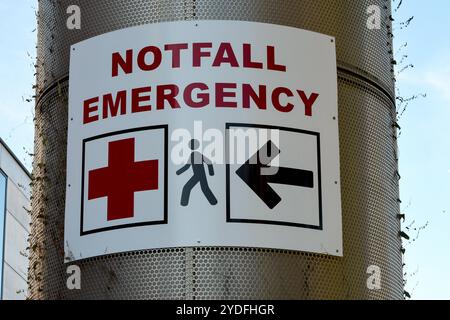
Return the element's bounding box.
[29,0,403,299]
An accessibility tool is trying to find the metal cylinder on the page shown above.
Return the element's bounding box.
[29,0,403,299]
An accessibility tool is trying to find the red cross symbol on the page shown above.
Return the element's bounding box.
[88,138,158,221]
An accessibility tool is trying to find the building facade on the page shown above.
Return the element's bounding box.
[0,138,31,300]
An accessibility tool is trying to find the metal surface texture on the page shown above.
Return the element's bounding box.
[29,0,403,299]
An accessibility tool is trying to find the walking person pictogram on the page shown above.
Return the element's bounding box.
[176,139,218,206]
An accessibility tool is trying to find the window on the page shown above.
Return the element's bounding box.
[0,170,6,299]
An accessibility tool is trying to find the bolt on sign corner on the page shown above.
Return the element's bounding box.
[65,20,342,261]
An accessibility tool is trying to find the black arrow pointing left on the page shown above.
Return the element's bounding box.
[236,140,314,209]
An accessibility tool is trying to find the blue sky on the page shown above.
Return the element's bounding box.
[0,1,448,299]
[394,0,450,299]
[0,0,35,169]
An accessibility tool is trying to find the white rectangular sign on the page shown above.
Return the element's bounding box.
[65,20,342,261]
